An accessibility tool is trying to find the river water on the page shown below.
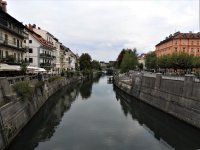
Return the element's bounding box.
[8,75,200,150]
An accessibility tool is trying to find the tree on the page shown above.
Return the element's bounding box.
[116,49,126,68]
[91,60,101,71]
[145,51,157,70]
[20,62,28,74]
[120,49,138,73]
[192,56,200,69]
[79,53,92,71]
[157,54,170,70]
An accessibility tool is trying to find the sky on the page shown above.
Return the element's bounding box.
[7,0,199,62]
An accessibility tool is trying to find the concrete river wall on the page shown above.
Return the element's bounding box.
[0,75,81,150]
[114,72,200,129]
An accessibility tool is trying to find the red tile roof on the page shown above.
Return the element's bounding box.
[25,25,55,50]
[156,32,200,46]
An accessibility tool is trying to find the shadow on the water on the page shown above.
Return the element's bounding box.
[7,75,102,150]
[7,83,79,150]
[113,85,200,150]
[79,73,102,100]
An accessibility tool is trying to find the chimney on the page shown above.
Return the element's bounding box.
[33,24,36,28]
[28,24,33,31]
[0,0,2,9]
[1,1,7,12]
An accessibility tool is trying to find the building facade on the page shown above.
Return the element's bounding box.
[138,53,146,70]
[0,1,27,65]
[155,32,200,57]
[26,24,78,72]
[25,26,56,71]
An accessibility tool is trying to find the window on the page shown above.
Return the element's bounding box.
[29,48,33,53]
[191,41,194,45]
[6,51,8,57]
[14,53,16,59]
[18,53,20,61]
[198,49,199,52]
[0,50,2,58]
[13,38,16,45]
[25,58,27,62]
[24,40,26,43]
[29,58,33,63]
[17,40,19,47]
[29,40,32,43]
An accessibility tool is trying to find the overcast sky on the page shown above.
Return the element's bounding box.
[7,0,199,62]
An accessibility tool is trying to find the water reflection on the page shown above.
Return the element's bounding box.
[8,75,101,150]
[7,75,200,150]
[79,80,93,99]
[79,73,102,99]
[113,86,200,150]
[7,84,79,150]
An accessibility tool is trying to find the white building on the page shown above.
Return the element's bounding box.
[27,24,78,72]
[138,53,146,70]
[63,47,78,71]
[24,25,56,71]
[31,24,62,73]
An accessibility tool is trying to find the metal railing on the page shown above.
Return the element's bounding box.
[0,36,27,52]
[40,53,56,59]
[7,75,38,85]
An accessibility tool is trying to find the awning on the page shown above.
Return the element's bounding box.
[0,64,20,71]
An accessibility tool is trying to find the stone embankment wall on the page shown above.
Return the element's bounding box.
[0,75,81,150]
[114,73,200,129]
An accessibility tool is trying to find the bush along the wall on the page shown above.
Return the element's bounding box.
[48,76,63,83]
[34,81,45,94]
[13,81,34,101]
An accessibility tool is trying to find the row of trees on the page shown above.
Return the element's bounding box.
[145,52,200,72]
[79,53,101,71]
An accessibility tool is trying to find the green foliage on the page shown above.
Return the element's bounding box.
[79,53,92,71]
[20,63,28,74]
[157,54,170,69]
[92,60,101,70]
[13,81,34,100]
[192,56,200,68]
[157,53,193,70]
[48,76,63,82]
[145,51,157,69]
[116,49,126,68]
[120,49,138,73]
[34,81,45,94]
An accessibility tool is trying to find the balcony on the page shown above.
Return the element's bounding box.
[0,18,27,39]
[40,53,56,60]
[0,56,23,65]
[40,63,55,70]
[0,37,27,52]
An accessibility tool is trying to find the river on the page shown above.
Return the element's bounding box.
[7,75,200,150]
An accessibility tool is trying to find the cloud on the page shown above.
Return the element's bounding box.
[7,0,199,61]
